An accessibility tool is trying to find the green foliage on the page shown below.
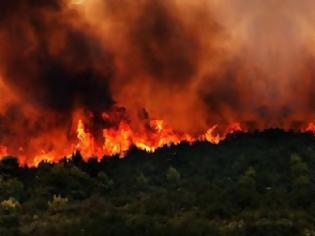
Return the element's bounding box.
[0,198,21,213]
[237,167,258,208]
[0,177,24,201]
[0,197,21,234]
[290,154,309,177]
[39,163,94,199]
[135,172,149,190]
[292,175,310,188]
[0,131,314,235]
[166,166,181,185]
[97,171,114,193]
[239,167,256,189]
[288,154,312,207]
[48,195,69,213]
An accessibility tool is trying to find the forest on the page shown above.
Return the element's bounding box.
[0,130,315,235]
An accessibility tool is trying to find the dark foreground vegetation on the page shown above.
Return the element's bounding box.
[1,130,315,235]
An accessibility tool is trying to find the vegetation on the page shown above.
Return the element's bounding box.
[0,130,315,235]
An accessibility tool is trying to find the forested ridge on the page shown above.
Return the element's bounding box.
[0,130,315,235]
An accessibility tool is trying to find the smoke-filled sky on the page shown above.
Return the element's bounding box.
[1,0,315,159]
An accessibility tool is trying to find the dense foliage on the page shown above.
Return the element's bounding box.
[1,130,315,235]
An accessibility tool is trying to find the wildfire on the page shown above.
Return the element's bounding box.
[0,114,244,167]
[76,120,103,160]
[3,0,315,167]
[1,112,315,167]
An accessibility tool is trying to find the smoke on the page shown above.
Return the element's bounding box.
[74,0,315,130]
[1,0,315,160]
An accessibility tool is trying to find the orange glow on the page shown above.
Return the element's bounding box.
[0,146,8,158]
[304,123,315,134]
[3,0,315,167]
[0,116,245,167]
[76,119,102,160]
[1,115,315,167]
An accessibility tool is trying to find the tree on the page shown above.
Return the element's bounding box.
[290,154,309,177]
[0,156,19,178]
[0,197,21,233]
[239,167,256,190]
[48,195,69,213]
[97,171,114,193]
[289,154,311,207]
[39,163,94,199]
[136,172,149,190]
[0,177,24,201]
[237,167,258,207]
[0,198,21,214]
[166,167,181,186]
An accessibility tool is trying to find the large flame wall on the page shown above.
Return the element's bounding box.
[1,0,315,166]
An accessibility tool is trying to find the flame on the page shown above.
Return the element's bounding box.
[1,112,315,167]
[2,0,315,167]
[85,119,242,161]
[103,122,133,157]
[76,120,102,160]
[0,114,245,167]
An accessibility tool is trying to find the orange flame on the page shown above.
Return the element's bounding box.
[2,118,315,167]
[0,115,245,167]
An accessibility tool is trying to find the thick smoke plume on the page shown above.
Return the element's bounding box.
[1,0,315,164]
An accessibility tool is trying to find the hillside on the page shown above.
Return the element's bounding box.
[0,130,315,235]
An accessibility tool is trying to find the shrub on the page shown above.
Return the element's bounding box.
[48,195,69,213]
[166,167,181,185]
[0,197,21,213]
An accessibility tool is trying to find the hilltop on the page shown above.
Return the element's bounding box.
[0,130,315,235]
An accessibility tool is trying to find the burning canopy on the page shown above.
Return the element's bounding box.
[0,0,315,166]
